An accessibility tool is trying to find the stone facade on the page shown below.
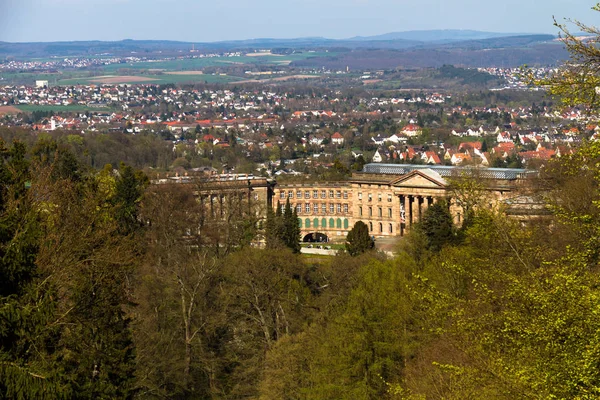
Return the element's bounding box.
[274,183,352,241]
[275,164,533,242]
[157,164,534,244]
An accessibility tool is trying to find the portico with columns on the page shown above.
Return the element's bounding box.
[391,169,449,236]
[349,168,453,238]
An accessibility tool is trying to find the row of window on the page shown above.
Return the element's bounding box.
[357,193,394,202]
[369,222,394,234]
[299,218,349,230]
[358,206,394,218]
[297,218,394,234]
[282,203,349,214]
[280,190,348,200]
[202,193,259,201]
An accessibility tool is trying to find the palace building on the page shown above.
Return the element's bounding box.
[276,164,534,242]
[156,163,535,243]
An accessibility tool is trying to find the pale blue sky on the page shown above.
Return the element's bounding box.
[0,0,597,42]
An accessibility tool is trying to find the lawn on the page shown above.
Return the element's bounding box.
[301,243,346,251]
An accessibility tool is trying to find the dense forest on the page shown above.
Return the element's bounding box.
[2,124,600,399]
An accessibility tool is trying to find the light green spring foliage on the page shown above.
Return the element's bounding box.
[525,3,600,110]
[257,141,600,400]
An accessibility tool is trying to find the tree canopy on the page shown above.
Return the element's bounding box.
[534,3,600,110]
[345,220,374,256]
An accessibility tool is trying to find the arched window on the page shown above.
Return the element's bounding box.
[369,222,373,232]
[329,218,335,228]
[336,218,342,228]
[359,206,363,216]
[389,223,393,233]
[298,218,302,228]
[321,218,327,228]
[378,207,382,217]
[313,218,319,228]
[343,219,349,229]
[379,222,383,233]
[305,218,311,228]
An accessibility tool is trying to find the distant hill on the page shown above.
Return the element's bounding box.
[420,34,556,50]
[290,41,568,69]
[0,30,558,59]
[0,32,565,68]
[348,29,537,43]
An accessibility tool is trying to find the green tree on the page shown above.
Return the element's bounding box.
[265,202,284,249]
[346,221,374,256]
[480,140,488,153]
[533,4,600,110]
[266,200,299,252]
[419,199,455,252]
[0,141,139,399]
[113,163,148,235]
[283,198,300,253]
[220,248,313,398]
[135,183,218,398]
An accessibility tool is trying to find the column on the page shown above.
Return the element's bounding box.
[422,196,431,217]
[410,195,418,225]
[400,195,407,236]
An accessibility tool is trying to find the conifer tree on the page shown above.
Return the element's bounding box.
[346,221,374,256]
[113,162,148,235]
[419,199,455,252]
[283,198,300,253]
[266,201,284,248]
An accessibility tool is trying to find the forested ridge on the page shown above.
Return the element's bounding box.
[2,129,600,399]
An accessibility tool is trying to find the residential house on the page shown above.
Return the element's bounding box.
[451,153,472,165]
[331,132,344,145]
[497,131,512,143]
[401,124,422,137]
[421,151,442,165]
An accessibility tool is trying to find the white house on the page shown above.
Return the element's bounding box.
[372,149,383,163]
[331,132,344,145]
[497,131,512,143]
[401,124,422,137]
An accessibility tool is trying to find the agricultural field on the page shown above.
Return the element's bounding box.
[0,51,336,86]
[234,74,322,84]
[0,106,21,114]
[100,51,334,71]
[57,73,242,85]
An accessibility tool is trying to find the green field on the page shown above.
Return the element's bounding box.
[56,73,243,86]
[101,52,334,72]
[0,51,336,86]
[16,104,112,112]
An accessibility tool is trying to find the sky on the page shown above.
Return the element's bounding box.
[0,0,597,43]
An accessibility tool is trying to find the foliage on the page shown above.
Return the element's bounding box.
[417,199,455,252]
[266,199,300,253]
[527,4,600,110]
[0,138,140,399]
[345,220,374,256]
